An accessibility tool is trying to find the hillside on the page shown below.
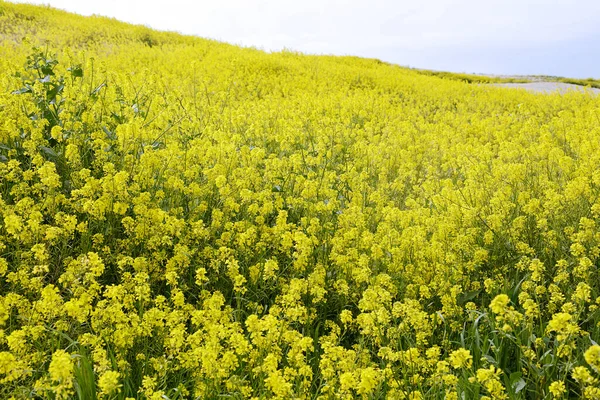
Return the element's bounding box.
[1,2,600,399]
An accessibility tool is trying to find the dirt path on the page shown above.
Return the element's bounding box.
[490,82,600,94]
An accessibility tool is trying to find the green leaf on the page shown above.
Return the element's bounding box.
[514,379,526,393]
[68,65,84,78]
[47,83,65,100]
[483,354,496,364]
[510,372,526,393]
[41,62,57,76]
[102,126,116,140]
[457,290,480,305]
[39,146,59,160]
[11,85,32,95]
[91,82,106,97]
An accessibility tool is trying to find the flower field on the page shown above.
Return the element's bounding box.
[1,2,600,399]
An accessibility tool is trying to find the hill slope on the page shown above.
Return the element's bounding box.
[1,2,600,399]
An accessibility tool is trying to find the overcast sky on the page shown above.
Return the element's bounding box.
[12,0,600,78]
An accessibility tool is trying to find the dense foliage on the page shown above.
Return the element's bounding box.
[1,2,600,399]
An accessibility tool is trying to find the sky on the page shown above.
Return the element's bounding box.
[11,0,600,78]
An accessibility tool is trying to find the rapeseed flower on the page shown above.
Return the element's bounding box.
[448,348,472,369]
[1,2,600,398]
[548,381,565,398]
[98,371,121,397]
[585,345,600,373]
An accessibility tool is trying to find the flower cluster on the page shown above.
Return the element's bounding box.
[0,2,600,398]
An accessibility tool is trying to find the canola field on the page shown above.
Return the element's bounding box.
[1,2,600,399]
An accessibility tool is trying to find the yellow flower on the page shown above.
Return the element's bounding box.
[445,391,459,400]
[448,348,472,369]
[572,366,595,385]
[339,371,356,392]
[584,387,600,399]
[48,350,74,399]
[585,345,600,373]
[263,259,279,280]
[548,381,565,398]
[0,257,8,276]
[264,370,291,397]
[0,351,29,384]
[340,309,353,326]
[98,370,121,396]
[38,161,61,190]
[50,125,63,142]
[3,214,23,237]
[546,313,575,334]
[443,374,458,386]
[490,294,510,315]
[357,367,380,396]
[408,390,423,400]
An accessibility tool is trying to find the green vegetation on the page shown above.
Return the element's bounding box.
[556,77,600,89]
[412,69,531,84]
[414,70,600,89]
